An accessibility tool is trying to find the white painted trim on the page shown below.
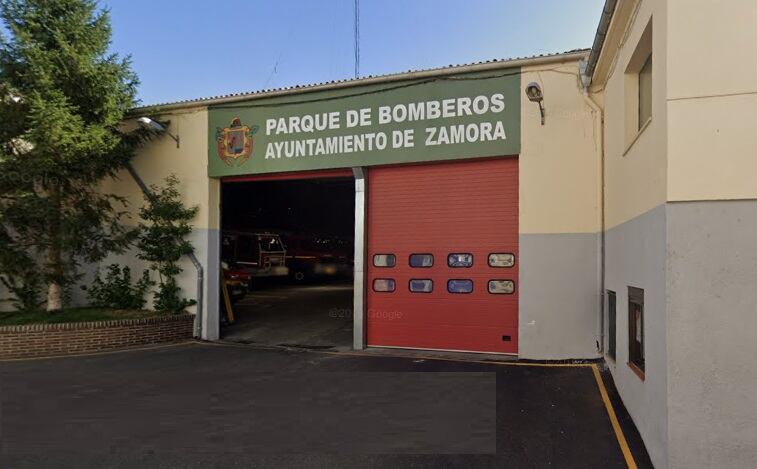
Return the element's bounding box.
[352,167,366,350]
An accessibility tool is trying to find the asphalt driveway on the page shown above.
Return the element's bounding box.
[222,282,354,350]
[0,342,652,468]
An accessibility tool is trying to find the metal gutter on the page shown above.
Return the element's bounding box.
[582,91,606,355]
[585,0,618,82]
[132,50,589,115]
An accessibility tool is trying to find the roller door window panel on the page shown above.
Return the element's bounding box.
[409,254,434,268]
[373,279,396,293]
[409,279,433,293]
[488,253,515,268]
[373,254,396,268]
[448,253,474,268]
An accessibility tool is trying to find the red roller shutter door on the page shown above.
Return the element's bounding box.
[366,157,519,354]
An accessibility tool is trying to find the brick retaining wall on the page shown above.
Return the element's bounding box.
[0,314,195,359]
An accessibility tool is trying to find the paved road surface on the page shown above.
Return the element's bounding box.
[0,342,652,468]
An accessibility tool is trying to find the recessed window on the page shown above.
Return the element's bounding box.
[448,253,473,268]
[409,254,434,268]
[488,253,515,268]
[373,254,396,268]
[608,290,617,360]
[638,54,652,129]
[488,280,515,294]
[409,279,433,293]
[628,287,644,377]
[447,279,473,294]
[373,278,396,292]
[623,17,653,149]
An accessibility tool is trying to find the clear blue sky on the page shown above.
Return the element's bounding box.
[102,0,604,106]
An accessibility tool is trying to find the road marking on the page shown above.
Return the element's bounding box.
[322,349,639,468]
[592,363,638,469]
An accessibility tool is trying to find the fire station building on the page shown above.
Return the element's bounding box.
[119,49,602,358]
[99,1,757,468]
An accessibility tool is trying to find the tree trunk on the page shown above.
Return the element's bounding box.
[46,281,63,312]
[46,244,63,312]
[46,183,63,313]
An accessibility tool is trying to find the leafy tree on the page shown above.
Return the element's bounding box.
[0,0,147,311]
[0,228,42,311]
[137,175,198,313]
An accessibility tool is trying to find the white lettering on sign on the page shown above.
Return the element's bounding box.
[267,111,341,136]
[425,121,507,147]
[263,120,505,160]
[261,91,510,160]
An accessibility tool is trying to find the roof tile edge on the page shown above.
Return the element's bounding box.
[131,49,589,114]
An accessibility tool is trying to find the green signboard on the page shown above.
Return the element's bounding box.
[208,68,520,177]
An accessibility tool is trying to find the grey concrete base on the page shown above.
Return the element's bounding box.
[201,227,221,341]
[519,232,600,359]
[666,200,757,469]
[605,201,757,469]
[604,204,668,469]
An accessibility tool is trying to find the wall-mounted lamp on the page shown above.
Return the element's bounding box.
[525,82,545,125]
[137,117,180,148]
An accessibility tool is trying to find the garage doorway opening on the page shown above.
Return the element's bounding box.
[220,173,355,350]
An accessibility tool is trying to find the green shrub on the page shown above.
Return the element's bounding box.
[137,175,198,313]
[84,264,153,310]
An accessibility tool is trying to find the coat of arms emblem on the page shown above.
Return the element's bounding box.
[216,117,258,166]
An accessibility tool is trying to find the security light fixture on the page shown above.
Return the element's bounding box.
[525,82,545,125]
[137,117,180,147]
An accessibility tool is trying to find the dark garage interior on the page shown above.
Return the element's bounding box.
[220,176,355,350]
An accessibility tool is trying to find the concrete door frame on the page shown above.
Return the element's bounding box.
[352,167,366,350]
[213,169,362,347]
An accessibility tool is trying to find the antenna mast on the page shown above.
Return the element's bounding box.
[354,0,360,78]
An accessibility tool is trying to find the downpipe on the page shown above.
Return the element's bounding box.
[125,162,205,339]
[580,62,606,356]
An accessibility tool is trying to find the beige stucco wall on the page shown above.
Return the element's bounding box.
[100,107,221,339]
[105,108,215,229]
[597,1,668,229]
[519,59,600,235]
[667,0,757,201]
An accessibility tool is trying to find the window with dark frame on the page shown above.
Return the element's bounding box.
[638,54,653,129]
[628,287,645,375]
[608,290,617,360]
